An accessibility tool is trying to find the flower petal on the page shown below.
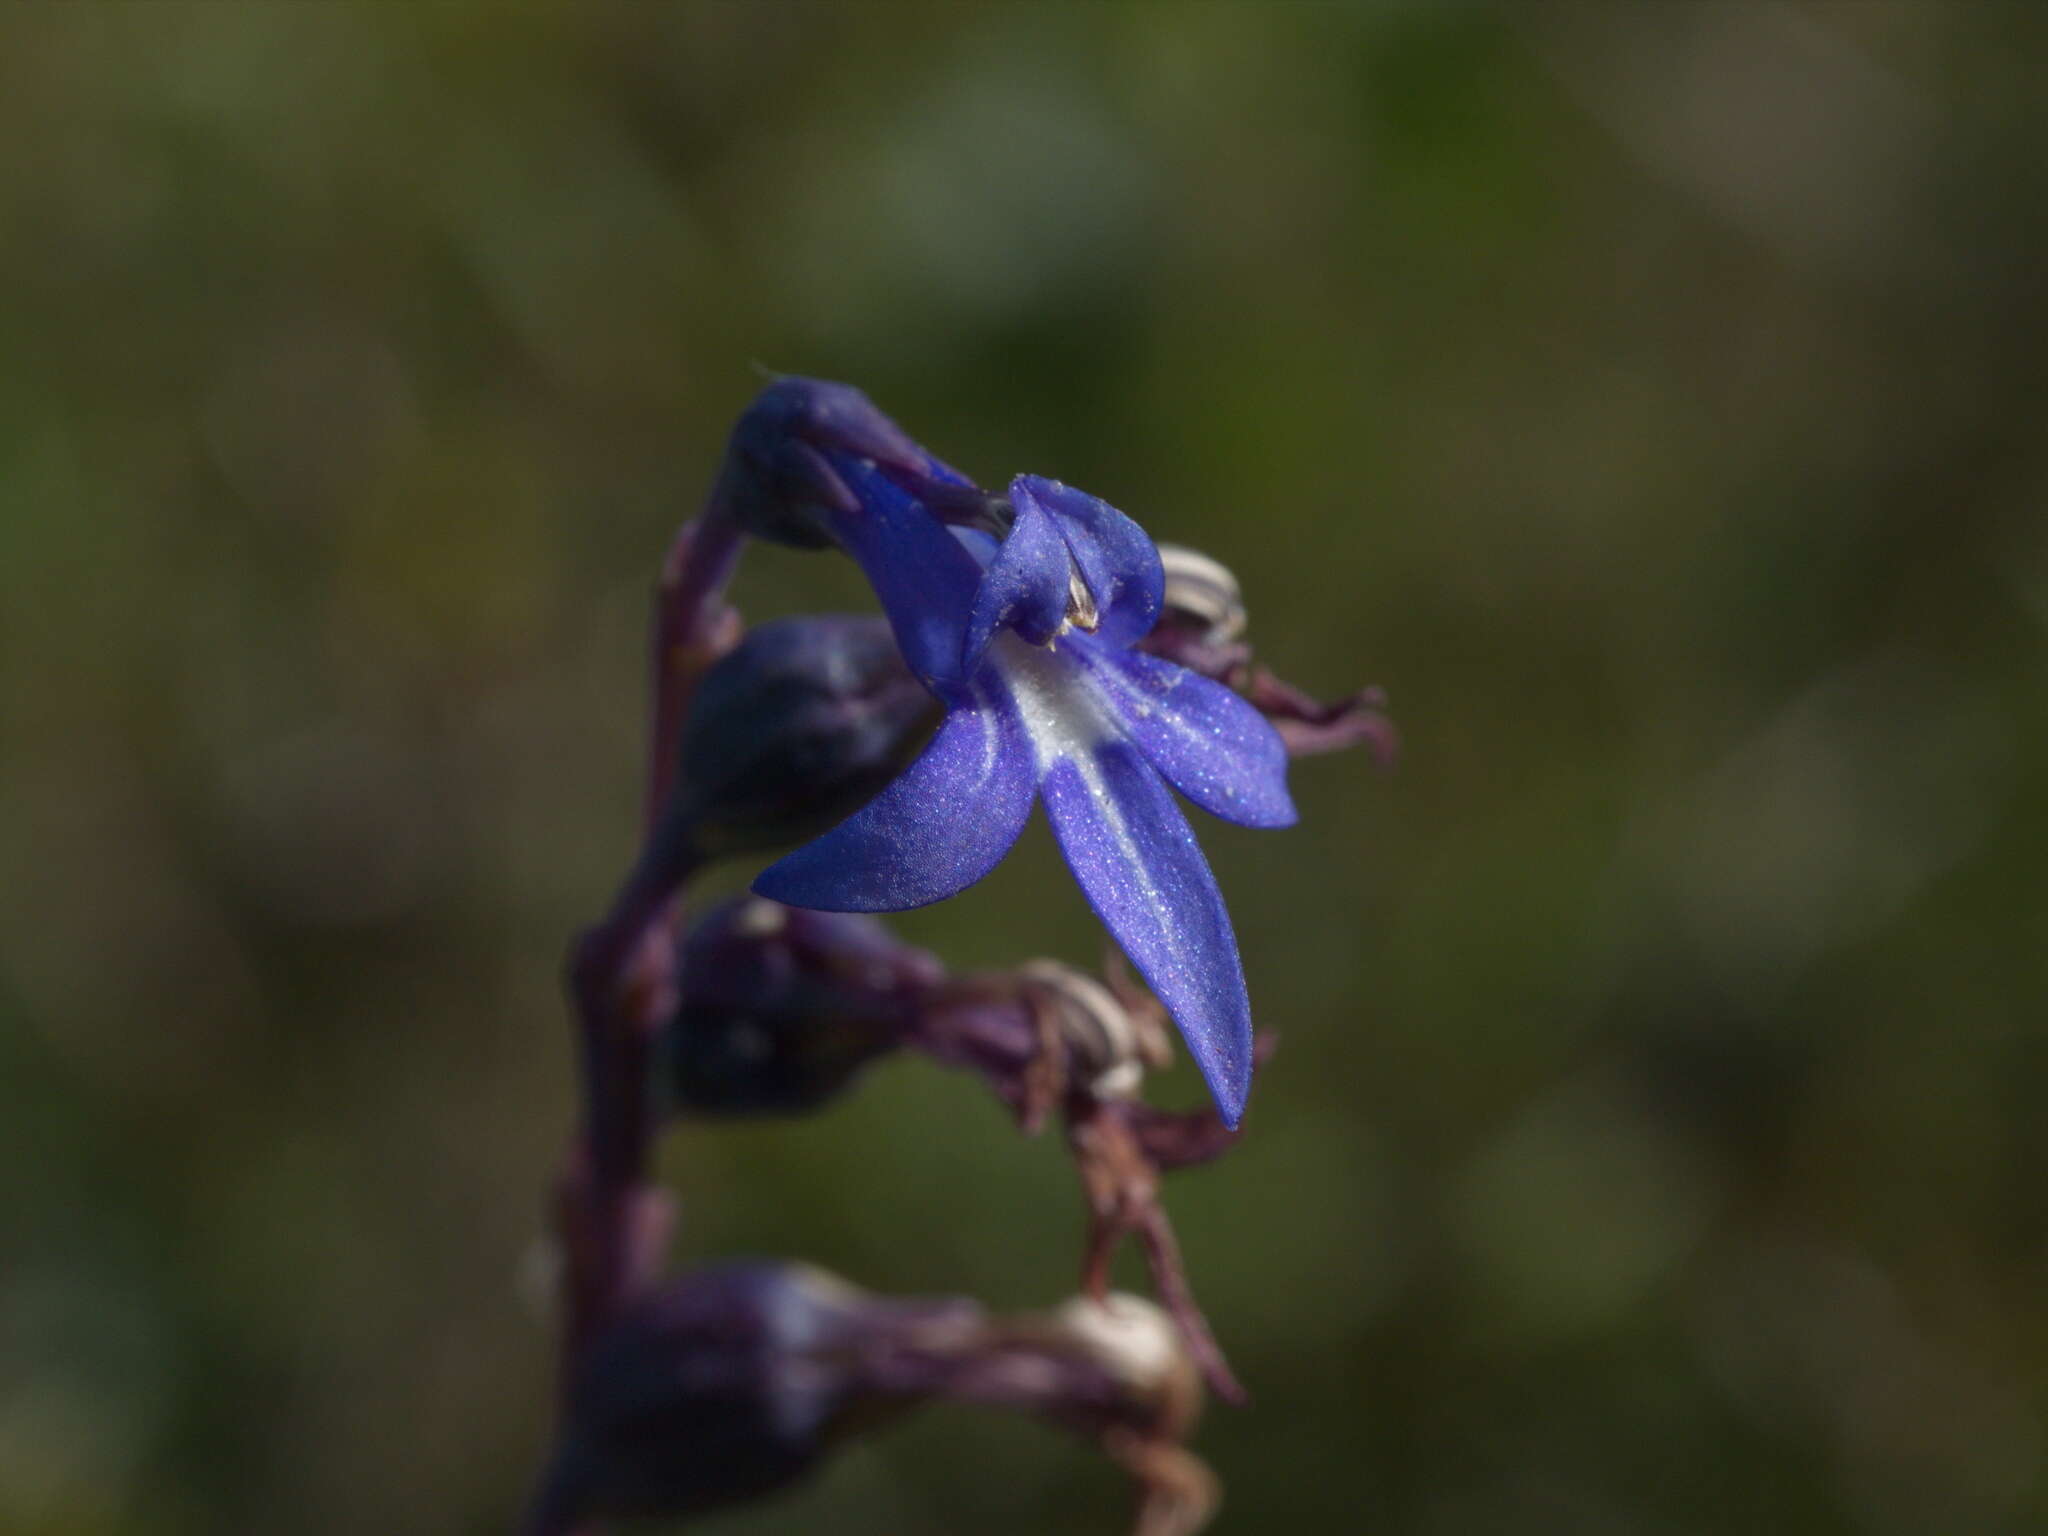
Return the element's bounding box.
[823,456,984,697]
[1039,741,1256,1126]
[1076,643,1297,829]
[753,686,1035,911]
[1010,476,1164,648]
[961,489,1072,672]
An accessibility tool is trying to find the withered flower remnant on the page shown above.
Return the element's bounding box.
[527,1263,1215,1535]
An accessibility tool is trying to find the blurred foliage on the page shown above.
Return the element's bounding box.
[3,3,2047,1534]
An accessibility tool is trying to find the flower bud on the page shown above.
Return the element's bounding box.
[663,897,943,1115]
[716,377,930,549]
[534,1262,981,1524]
[672,615,939,862]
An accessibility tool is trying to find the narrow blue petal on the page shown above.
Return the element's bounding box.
[1038,742,1255,1126]
[824,456,983,697]
[753,686,1035,912]
[962,491,1072,673]
[1011,476,1164,649]
[1075,642,1297,829]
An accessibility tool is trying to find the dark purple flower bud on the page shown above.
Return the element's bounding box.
[716,376,935,549]
[530,1262,982,1526]
[672,615,940,862]
[663,897,943,1115]
[716,374,1012,556]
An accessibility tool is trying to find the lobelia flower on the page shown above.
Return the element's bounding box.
[734,380,1295,1127]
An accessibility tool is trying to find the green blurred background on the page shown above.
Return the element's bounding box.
[4,3,2046,1533]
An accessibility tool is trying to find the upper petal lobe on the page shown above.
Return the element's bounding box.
[1009,476,1164,649]
[961,490,1072,672]
[824,457,984,697]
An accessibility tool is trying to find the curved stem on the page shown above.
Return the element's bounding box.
[528,500,744,1531]
[646,510,744,831]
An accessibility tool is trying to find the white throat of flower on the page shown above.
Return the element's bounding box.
[987,632,1119,773]
[990,633,1194,988]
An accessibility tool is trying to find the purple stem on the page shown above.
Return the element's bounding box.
[532,499,742,1535]
[647,513,745,829]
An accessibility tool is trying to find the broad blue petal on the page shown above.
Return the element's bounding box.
[1011,476,1164,649]
[1075,642,1297,829]
[1039,741,1255,1126]
[824,457,983,697]
[753,686,1035,912]
[962,491,1072,673]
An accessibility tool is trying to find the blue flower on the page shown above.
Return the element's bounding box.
[745,391,1295,1127]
